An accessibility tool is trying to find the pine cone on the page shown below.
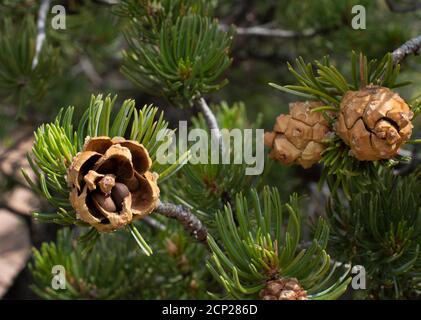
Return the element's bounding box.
[335,85,413,161]
[264,101,330,169]
[259,278,308,300]
[67,137,160,232]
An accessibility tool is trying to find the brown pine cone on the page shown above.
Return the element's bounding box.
[264,101,330,169]
[67,137,160,232]
[259,278,308,300]
[335,85,413,161]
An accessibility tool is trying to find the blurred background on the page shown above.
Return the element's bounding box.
[0,0,420,299]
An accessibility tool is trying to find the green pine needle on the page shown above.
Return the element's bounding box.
[270,52,407,107]
[128,223,153,256]
[123,14,233,106]
[24,94,187,247]
[207,186,351,300]
[0,16,57,116]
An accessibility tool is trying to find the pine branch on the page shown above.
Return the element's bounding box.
[236,26,317,38]
[197,97,224,153]
[207,188,351,300]
[392,34,421,65]
[143,216,166,231]
[155,201,209,248]
[123,15,233,106]
[30,227,211,299]
[78,56,103,86]
[33,0,50,69]
[94,0,119,4]
[220,24,335,39]
[326,172,421,299]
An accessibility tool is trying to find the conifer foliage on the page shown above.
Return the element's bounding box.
[1,0,421,301]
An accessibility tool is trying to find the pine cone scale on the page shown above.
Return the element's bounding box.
[94,144,135,180]
[68,151,102,191]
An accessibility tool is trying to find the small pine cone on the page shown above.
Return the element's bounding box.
[67,137,160,232]
[264,101,330,169]
[335,85,413,161]
[259,278,308,300]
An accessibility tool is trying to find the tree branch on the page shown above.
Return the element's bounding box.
[392,34,421,65]
[32,0,50,69]
[385,0,421,13]
[155,201,209,248]
[143,216,166,231]
[93,0,120,4]
[197,97,224,153]
[236,26,318,38]
[220,24,335,39]
[77,56,103,87]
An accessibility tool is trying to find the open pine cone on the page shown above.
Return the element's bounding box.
[259,278,308,300]
[67,137,160,232]
[335,85,413,161]
[264,101,330,169]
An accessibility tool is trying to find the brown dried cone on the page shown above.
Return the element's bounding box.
[67,136,160,232]
[264,101,330,169]
[259,278,308,300]
[335,85,413,161]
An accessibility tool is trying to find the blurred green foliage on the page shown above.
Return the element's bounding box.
[327,172,421,299]
[30,225,214,299]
